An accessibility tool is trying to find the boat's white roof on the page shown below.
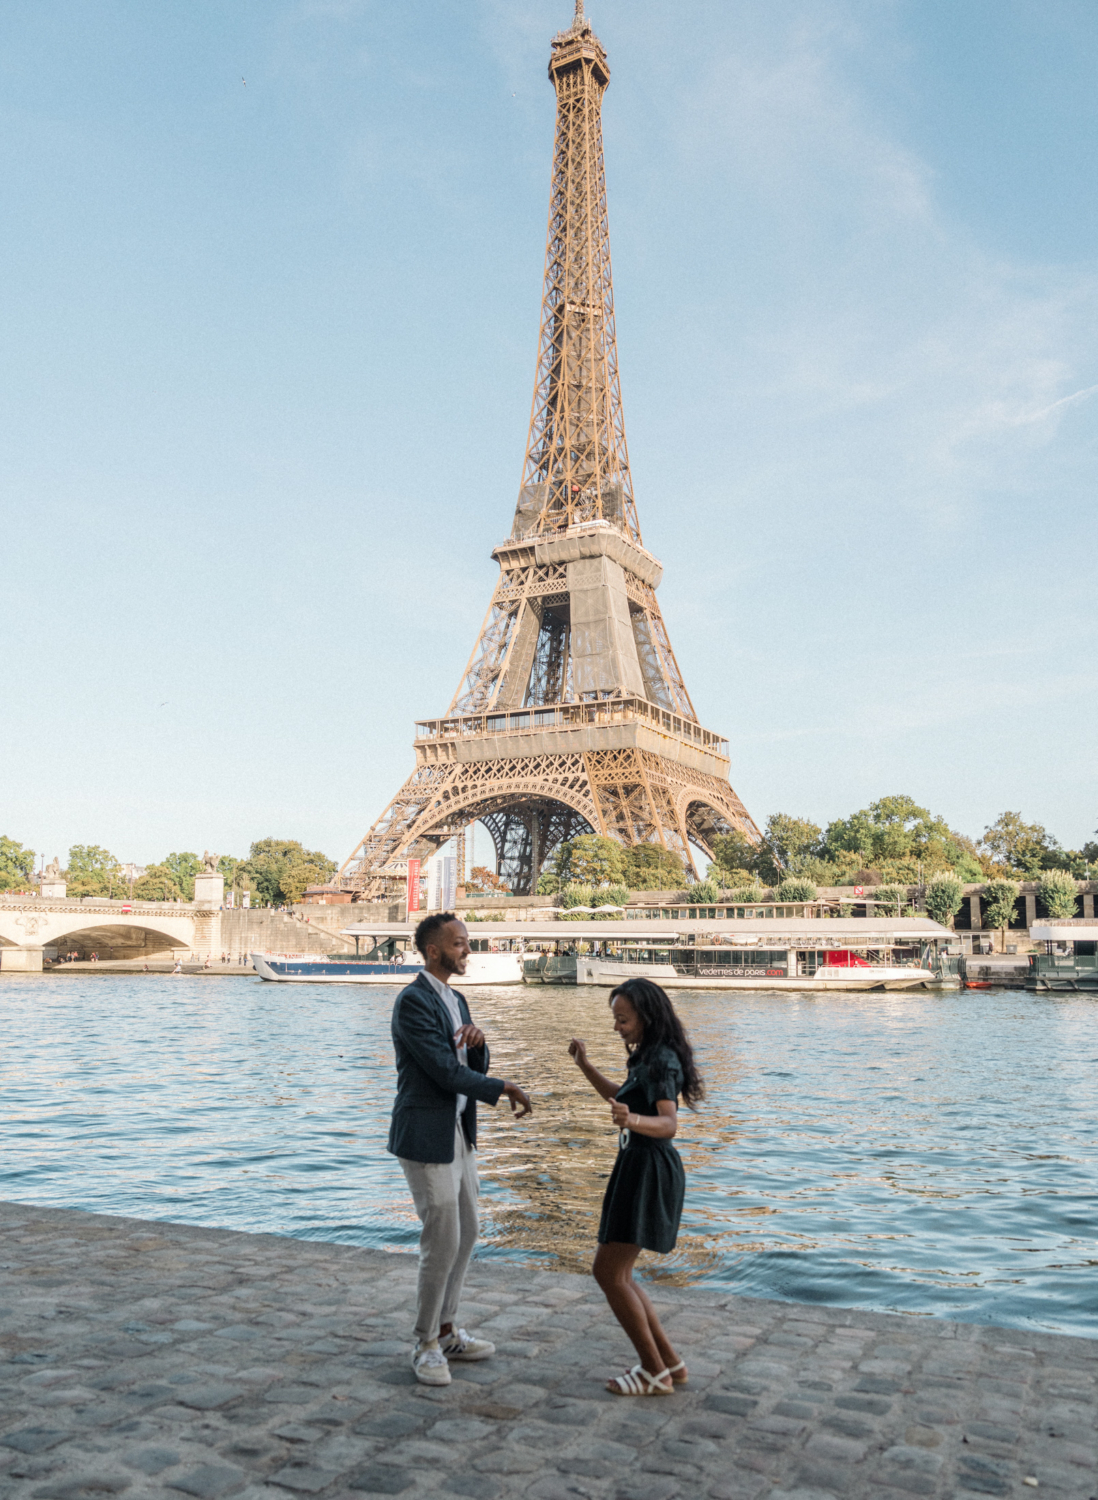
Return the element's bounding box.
[341,922,678,940]
[1031,922,1098,941]
[341,917,949,942]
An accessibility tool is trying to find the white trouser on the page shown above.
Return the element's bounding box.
[398,1121,479,1344]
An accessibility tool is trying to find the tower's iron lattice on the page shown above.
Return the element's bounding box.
[340,1,760,897]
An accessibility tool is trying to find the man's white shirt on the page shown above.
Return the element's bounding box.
[424,970,468,1117]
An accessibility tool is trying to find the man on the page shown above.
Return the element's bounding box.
[389,912,532,1386]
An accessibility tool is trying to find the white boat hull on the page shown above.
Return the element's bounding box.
[574,958,935,991]
[251,952,524,985]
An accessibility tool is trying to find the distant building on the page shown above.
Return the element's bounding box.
[301,885,354,905]
[427,855,458,912]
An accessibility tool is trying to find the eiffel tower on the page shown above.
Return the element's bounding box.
[340,1,760,899]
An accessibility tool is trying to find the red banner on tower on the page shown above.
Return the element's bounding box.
[406,858,421,914]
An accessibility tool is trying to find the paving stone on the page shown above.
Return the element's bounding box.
[346,1467,416,1493]
[613,1477,681,1500]
[167,1462,249,1498]
[2,1202,1095,1500]
[267,1462,344,1493]
[175,1383,243,1411]
[0,1428,73,1454]
[28,1479,130,1499]
[125,1445,183,1474]
[441,1476,499,1498]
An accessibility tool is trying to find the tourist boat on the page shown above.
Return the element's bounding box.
[1027,921,1098,991]
[251,926,523,985]
[566,918,945,990]
[254,915,955,990]
[253,916,953,990]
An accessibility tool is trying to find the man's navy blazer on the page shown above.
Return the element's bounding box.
[387,969,506,1164]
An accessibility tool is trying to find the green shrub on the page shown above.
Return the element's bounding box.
[685,878,720,905]
[592,885,629,918]
[777,878,817,902]
[729,885,765,903]
[1037,869,1080,920]
[925,872,964,927]
[560,883,594,921]
[872,884,908,917]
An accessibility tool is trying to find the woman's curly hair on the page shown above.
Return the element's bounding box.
[608,977,704,1108]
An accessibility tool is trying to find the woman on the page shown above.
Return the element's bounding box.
[568,977,704,1396]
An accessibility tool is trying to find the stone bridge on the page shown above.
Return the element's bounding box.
[0,896,214,971]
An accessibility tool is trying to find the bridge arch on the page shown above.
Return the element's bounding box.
[42,922,186,962]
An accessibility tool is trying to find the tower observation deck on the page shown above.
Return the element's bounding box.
[339,1,760,897]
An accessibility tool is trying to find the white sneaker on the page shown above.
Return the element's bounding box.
[411,1339,451,1386]
[439,1327,495,1361]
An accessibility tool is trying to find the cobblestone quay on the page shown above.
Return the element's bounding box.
[1,1204,1095,1500]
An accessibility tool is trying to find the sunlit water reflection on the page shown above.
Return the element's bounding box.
[1,976,1095,1335]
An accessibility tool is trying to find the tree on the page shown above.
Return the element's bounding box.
[925,873,964,927]
[1036,869,1079,920]
[0,835,35,892]
[133,865,183,902]
[241,838,338,905]
[980,813,1058,876]
[279,863,327,905]
[982,879,1020,952]
[558,834,624,889]
[620,842,685,891]
[466,866,510,894]
[765,815,822,870]
[710,831,761,883]
[684,878,720,905]
[777,877,817,902]
[160,852,204,901]
[821,794,978,882]
[66,844,127,899]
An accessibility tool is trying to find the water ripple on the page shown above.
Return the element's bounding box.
[0,976,1095,1335]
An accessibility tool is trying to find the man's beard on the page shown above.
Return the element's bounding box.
[439,951,466,976]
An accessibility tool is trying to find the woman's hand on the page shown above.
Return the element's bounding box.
[568,1037,588,1067]
[610,1100,631,1128]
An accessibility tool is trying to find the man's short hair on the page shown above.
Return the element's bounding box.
[414,912,460,956]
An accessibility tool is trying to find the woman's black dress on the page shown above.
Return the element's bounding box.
[597,1045,686,1254]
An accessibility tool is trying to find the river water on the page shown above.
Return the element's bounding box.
[1,975,1095,1336]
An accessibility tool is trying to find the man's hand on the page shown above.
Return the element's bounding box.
[568,1037,588,1067]
[501,1081,533,1118]
[610,1100,631,1128]
[454,1023,485,1050]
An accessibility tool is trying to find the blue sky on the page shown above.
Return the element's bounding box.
[3,0,1096,871]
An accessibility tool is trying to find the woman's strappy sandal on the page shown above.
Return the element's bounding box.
[607,1364,674,1396]
[666,1359,688,1385]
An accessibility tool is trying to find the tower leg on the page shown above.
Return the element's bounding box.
[530,812,541,892]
